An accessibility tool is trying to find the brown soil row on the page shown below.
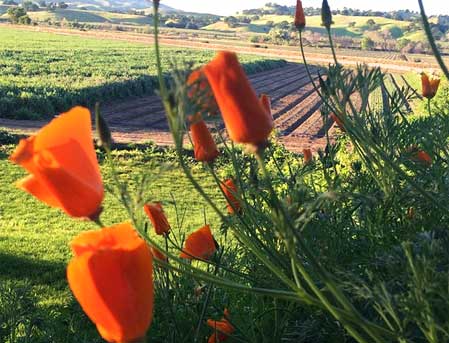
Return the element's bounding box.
[1,62,335,153]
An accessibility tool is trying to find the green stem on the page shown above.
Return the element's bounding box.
[418,0,449,81]
[327,28,338,65]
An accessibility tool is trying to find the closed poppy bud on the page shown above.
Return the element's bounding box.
[187,69,218,115]
[220,179,240,214]
[190,119,219,162]
[144,202,171,235]
[330,113,346,132]
[207,309,235,343]
[180,225,217,260]
[204,51,274,146]
[9,106,104,219]
[321,0,333,30]
[416,150,432,166]
[260,93,273,119]
[407,207,415,219]
[303,148,313,165]
[421,72,440,99]
[294,0,306,30]
[67,223,154,343]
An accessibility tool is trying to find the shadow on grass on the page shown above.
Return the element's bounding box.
[0,252,66,287]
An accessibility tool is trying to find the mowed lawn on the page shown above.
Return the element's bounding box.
[0,141,225,341]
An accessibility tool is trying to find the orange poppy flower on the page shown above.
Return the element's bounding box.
[144,202,171,235]
[421,73,440,99]
[303,148,313,165]
[207,309,235,343]
[9,106,103,219]
[190,119,219,162]
[67,223,154,343]
[151,246,168,262]
[204,51,274,145]
[180,225,217,260]
[187,69,218,115]
[220,179,240,214]
[330,113,346,132]
[294,0,306,30]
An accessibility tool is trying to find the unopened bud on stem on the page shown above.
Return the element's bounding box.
[95,102,112,151]
[321,0,333,30]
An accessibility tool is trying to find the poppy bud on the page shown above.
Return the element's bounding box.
[190,119,219,162]
[67,223,154,343]
[144,203,171,235]
[321,0,333,30]
[421,72,440,99]
[416,150,432,166]
[204,51,273,146]
[330,113,346,132]
[221,179,241,214]
[207,309,235,343]
[95,103,112,151]
[294,0,306,30]
[180,225,217,260]
[303,148,313,165]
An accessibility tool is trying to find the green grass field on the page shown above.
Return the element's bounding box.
[0,27,285,120]
[0,140,225,342]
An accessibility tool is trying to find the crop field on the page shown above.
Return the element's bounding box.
[0,27,286,120]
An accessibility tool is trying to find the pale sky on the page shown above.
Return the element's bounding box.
[162,0,448,16]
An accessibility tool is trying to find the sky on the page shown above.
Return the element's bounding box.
[162,0,448,16]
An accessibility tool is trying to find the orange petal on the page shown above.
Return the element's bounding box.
[67,224,153,343]
[143,203,171,235]
[204,52,273,145]
[180,225,216,260]
[191,120,219,162]
[16,174,61,208]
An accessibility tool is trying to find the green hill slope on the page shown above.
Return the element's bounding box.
[205,14,418,42]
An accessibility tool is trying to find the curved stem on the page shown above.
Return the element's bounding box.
[418,0,449,81]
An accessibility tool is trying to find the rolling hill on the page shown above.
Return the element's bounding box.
[204,14,422,42]
[67,0,176,12]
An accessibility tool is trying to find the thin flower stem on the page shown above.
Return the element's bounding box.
[418,0,449,81]
[193,253,222,342]
[327,28,339,66]
[427,98,432,116]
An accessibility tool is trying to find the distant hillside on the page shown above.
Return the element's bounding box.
[205,14,414,38]
[67,0,176,12]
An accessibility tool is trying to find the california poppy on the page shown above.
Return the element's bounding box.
[207,309,235,343]
[330,113,346,132]
[9,106,103,219]
[180,225,217,260]
[295,0,306,30]
[187,69,218,115]
[204,51,273,145]
[221,179,240,214]
[190,119,219,162]
[421,72,440,100]
[144,202,171,235]
[67,223,154,343]
[303,148,313,165]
